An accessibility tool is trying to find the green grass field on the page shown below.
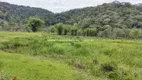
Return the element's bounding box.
[0,31,142,80]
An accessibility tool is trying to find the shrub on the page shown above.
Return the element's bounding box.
[49,26,56,33]
[129,29,141,39]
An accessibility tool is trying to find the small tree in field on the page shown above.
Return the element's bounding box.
[54,23,64,35]
[27,17,44,32]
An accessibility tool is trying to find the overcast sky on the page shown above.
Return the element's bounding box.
[1,0,142,13]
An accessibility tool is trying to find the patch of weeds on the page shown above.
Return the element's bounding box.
[101,62,118,72]
[0,41,9,49]
[108,69,137,80]
[52,44,65,55]
[108,71,119,79]
[68,59,87,69]
[120,70,137,80]
[0,61,3,69]
[0,38,28,50]
[74,60,87,69]
[0,74,8,80]
[74,43,82,48]
[89,59,102,76]
[103,48,117,56]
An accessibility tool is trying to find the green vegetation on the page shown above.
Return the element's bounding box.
[0,2,53,26]
[27,17,45,32]
[1,1,142,38]
[0,32,142,80]
[129,29,141,39]
[0,0,142,80]
[0,32,95,80]
[0,51,85,80]
[49,23,142,39]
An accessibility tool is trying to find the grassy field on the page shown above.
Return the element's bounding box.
[0,51,87,80]
[0,31,142,80]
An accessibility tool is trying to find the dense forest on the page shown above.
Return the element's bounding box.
[0,1,142,38]
[59,1,142,28]
[0,1,54,29]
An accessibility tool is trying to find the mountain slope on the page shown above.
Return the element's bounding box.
[0,1,54,26]
[56,1,142,29]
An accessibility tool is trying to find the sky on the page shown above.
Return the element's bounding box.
[1,0,142,13]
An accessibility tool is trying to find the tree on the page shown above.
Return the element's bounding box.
[70,26,78,36]
[0,19,9,30]
[85,28,97,36]
[112,28,125,38]
[63,25,70,35]
[77,29,83,36]
[54,23,64,35]
[97,26,112,38]
[123,28,131,38]
[129,29,141,39]
[27,17,44,32]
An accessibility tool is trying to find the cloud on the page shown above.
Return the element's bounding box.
[2,0,142,13]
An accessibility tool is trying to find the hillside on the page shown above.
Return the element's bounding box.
[47,1,142,39]
[56,1,142,29]
[0,1,54,26]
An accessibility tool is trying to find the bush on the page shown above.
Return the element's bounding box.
[129,29,141,39]
[49,26,56,33]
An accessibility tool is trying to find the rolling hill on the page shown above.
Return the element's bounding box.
[0,1,54,26]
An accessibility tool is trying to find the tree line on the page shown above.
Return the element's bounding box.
[48,23,142,39]
[0,1,142,39]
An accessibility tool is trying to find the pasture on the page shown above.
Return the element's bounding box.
[0,32,142,80]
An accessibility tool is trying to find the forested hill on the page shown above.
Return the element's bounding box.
[56,1,142,29]
[0,1,54,26]
[1,1,142,30]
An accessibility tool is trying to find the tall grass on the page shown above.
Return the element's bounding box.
[0,33,142,80]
